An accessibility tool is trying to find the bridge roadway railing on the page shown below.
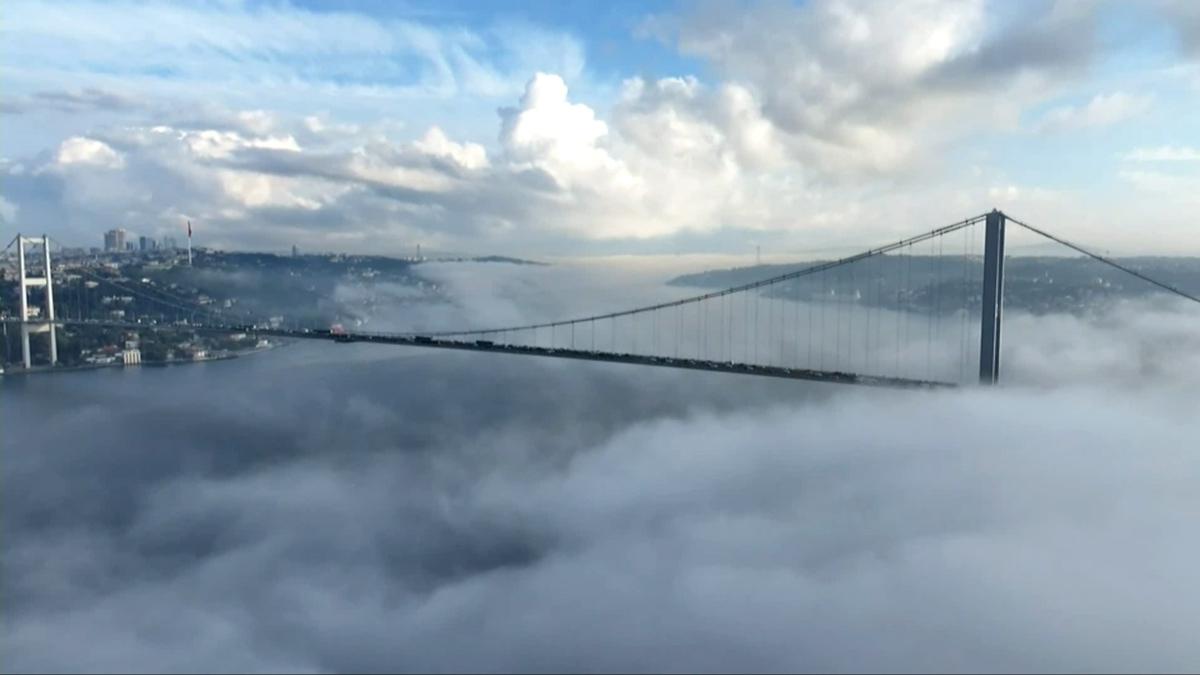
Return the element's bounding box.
[271,327,957,389]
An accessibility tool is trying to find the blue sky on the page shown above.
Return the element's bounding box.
[295,0,705,78]
[2,0,1198,256]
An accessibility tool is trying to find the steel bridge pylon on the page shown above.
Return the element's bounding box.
[979,210,1005,385]
[15,234,57,369]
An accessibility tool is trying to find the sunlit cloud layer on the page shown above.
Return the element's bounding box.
[2,0,1199,255]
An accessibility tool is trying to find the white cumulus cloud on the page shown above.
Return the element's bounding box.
[54,136,125,168]
[413,127,489,171]
[500,73,637,193]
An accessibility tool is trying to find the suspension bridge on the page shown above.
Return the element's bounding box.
[5,210,1198,388]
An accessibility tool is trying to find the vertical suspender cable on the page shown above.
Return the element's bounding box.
[807,275,813,368]
[927,237,934,379]
[835,265,842,370]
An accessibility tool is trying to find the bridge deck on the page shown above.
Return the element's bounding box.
[2,319,956,389]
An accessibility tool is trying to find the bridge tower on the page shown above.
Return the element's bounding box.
[979,210,1006,384]
[16,234,58,369]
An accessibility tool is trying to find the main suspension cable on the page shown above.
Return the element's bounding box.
[1005,215,1200,306]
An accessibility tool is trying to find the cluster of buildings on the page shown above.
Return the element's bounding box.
[103,228,179,253]
[79,335,144,367]
[76,330,271,369]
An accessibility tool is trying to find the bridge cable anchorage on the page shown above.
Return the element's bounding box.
[1005,215,1200,306]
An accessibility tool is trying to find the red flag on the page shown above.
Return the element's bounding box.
[187,220,192,237]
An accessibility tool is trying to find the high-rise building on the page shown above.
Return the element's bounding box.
[139,236,156,252]
[103,228,128,252]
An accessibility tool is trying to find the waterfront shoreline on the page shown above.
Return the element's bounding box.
[0,340,289,377]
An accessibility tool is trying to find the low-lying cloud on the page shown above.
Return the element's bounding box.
[3,262,1199,672]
